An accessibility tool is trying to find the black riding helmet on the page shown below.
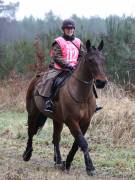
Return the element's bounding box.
[62,19,75,30]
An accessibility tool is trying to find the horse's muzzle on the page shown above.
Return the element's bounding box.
[95,80,107,89]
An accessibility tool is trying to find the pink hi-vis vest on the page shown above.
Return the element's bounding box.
[51,37,81,70]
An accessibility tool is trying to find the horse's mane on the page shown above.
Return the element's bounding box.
[92,46,96,50]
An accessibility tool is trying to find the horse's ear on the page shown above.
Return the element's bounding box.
[86,40,91,52]
[98,40,104,51]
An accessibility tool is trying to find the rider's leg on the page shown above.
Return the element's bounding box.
[44,81,56,113]
[44,71,71,113]
[44,73,61,113]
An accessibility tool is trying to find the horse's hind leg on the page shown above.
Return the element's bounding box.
[52,121,63,165]
[23,114,36,161]
[23,112,47,161]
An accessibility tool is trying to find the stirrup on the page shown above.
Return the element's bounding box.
[95,106,103,112]
[45,108,53,113]
[44,99,53,113]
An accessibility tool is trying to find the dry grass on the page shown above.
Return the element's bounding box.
[89,82,135,145]
[0,76,28,112]
[0,78,135,146]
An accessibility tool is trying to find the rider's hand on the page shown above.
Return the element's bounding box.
[67,65,76,71]
[65,64,73,70]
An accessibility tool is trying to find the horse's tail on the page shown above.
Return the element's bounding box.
[27,102,48,135]
[36,113,47,134]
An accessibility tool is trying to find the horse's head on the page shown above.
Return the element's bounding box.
[85,40,107,89]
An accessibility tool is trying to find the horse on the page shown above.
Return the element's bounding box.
[23,40,107,176]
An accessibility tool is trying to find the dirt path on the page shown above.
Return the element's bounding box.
[0,138,132,180]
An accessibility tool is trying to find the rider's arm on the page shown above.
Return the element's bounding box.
[51,42,71,69]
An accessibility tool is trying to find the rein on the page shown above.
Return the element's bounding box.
[71,53,93,86]
[67,73,93,103]
[66,50,94,103]
[72,74,93,86]
[67,81,93,103]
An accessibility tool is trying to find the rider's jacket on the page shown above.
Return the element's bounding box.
[51,36,81,70]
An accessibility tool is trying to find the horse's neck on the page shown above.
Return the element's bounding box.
[67,58,93,102]
[76,57,93,82]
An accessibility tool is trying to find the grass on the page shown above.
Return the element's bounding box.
[0,111,135,179]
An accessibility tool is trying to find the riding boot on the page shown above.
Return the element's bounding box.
[44,77,56,113]
[44,81,57,113]
[44,99,53,113]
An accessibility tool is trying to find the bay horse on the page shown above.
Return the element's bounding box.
[23,40,107,176]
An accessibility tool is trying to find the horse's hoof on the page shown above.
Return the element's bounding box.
[23,151,31,161]
[61,161,70,172]
[22,149,33,161]
[61,161,66,170]
[54,162,62,169]
[54,161,62,165]
[54,158,62,165]
[86,169,96,176]
[55,164,62,170]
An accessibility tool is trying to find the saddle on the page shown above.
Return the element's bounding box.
[36,69,71,99]
[51,71,71,99]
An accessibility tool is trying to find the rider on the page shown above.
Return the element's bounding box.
[44,19,102,113]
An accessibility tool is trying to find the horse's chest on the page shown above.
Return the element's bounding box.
[79,107,92,120]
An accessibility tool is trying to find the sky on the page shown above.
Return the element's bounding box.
[4,0,135,20]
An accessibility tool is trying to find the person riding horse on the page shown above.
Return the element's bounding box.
[23,35,107,175]
[38,19,102,112]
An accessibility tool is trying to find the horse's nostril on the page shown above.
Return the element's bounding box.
[103,80,107,85]
[95,80,107,89]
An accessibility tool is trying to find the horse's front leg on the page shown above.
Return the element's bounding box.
[77,134,96,176]
[65,121,96,176]
[64,123,89,171]
[52,120,63,165]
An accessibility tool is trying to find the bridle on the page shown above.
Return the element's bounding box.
[72,74,93,86]
[71,51,95,86]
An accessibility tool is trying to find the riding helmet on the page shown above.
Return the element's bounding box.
[62,19,75,29]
